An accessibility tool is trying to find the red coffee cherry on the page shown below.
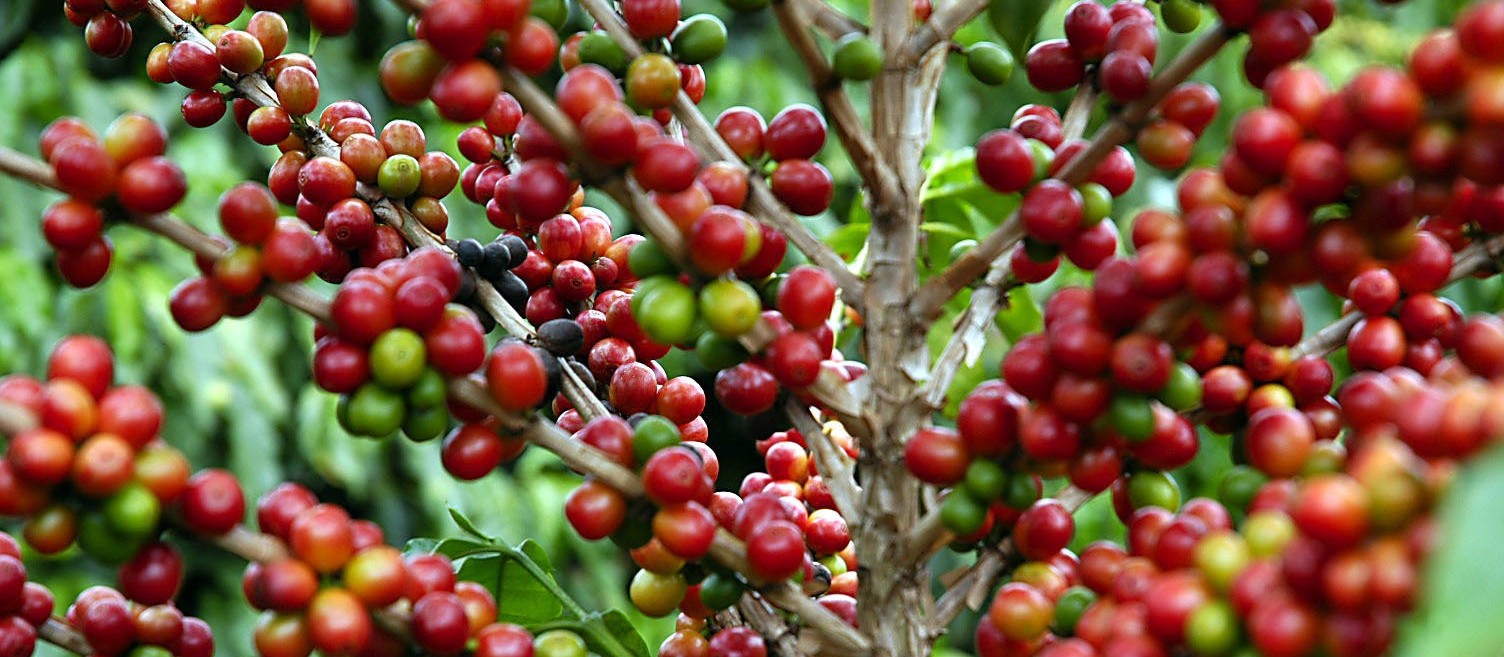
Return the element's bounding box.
[487,342,550,412]
[904,427,967,486]
[764,105,826,161]
[180,469,246,535]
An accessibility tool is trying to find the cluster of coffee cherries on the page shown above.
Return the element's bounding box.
[912,305,1206,538]
[1,535,215,657]
[0,336,199,565]
[170,181,321,332]
[1133,82,1222,171]
[245,482,561,657]
[0,533,52,657]
[562,414,862,620]
[317,247,488,441]
[1028,1,1167,101]
[559,0,725,116]
[972,105,1136,281]
[655,621,768,657]
[272,110,461,281]
[64,0,141,58]
[714,104,835,216]
[63,583,215,657]
[385,0,553,120]
[1337,337,1504,462]
[72,0,354,64]
[709,266,845,416]
[971,409,1449,657]
[1210,0,1336,87]
[739,428,859,593]
[36,115,189,288]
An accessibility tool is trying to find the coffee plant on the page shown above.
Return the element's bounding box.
[0,0,1502,656]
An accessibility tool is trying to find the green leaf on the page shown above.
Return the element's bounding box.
[516,539,557,576]
[987,0,1059,61]
[593,610,652,657]
[402,537,445,557]
[497,553,565,624]
[455,554,504,600]
[919,222,975,240]
[1394,445,1504,657]
[449,507,495,542]
[993,286,1042,343]
[823,223,871,259]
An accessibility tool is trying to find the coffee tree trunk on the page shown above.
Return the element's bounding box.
[856,8,949,655]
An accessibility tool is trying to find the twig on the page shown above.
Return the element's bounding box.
[907,25,1235,325]
[901,0,986,64]
[908,80,1101,416]
[498,66,874,438]
[39,618,94,655]
[783,399,862,523]
[770,0,904,214]
[141,0,612,422]
[791,0,868,40]
[1290,232,1504,359]
[708,531,872,656]
[569,0,867,311]
[922,486,1093,635]
[209,525,292,562]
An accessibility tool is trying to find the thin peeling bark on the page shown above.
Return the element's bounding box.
[791,0,867,39]
[853,5,948,657]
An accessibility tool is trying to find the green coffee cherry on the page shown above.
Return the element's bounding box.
[1079,182,1113,227]
[578,32,629,75]
[672,15,728,65]
[378,154,421,198]
[966,42,1015,85]
[1161,0,1202,34]
[530,0,568,30]
[832,34,883,81]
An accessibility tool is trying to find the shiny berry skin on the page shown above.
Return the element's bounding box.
[412,592,470,656]
[566,478,628,540]
[1020,180,1083,244]
[764,105,826,162]
[1025,40,1084,92]
[745,520,805,581]
[776,266,837,330]
[180,469,245,535]
[770,159,834,216]
[488,342,550,412]
[904,427,968,485]
[1014,499,1075,561]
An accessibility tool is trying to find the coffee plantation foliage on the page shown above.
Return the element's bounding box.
[1,1,1503,657]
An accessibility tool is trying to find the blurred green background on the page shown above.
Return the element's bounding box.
[1,0,1501,655]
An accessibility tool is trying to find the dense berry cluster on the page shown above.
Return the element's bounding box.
[0,535,215,657]
[17,0,1504,655]
[36,115,188,287]
[0,337,189,563]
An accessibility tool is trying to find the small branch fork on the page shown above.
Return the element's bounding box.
[901,0,986,64]
[568,0,866,311]
[770,0,904,214]
[0,147,873,655]
[907,25,1235,325]
[139,6,872,647]
[790,0,866,40]
[908,82,1098,417]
